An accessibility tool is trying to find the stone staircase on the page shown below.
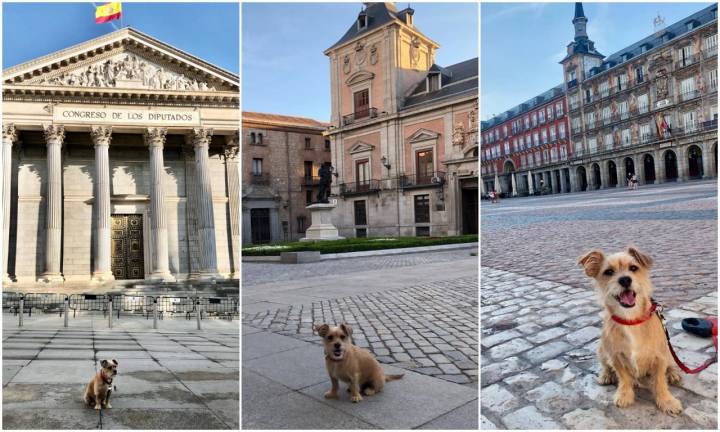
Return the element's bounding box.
[110,279,239,297]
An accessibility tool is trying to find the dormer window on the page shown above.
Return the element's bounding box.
[427,73,440,92]
[357,12,367,30]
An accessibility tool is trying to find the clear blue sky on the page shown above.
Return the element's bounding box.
[481,2,713,120]
[2,2,239,74]
[243,2,478,121]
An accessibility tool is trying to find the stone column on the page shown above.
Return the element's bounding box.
[224,132,240,279]
[677,148,688,182]
[40,125,64,283]
[192,128,219,279]
[90,126,114,283]
[544,171,551,193]
[569,167,577,192]
[599,161,609,189]
[548,171,555,194]
[654,150,665,183]
[702,142,713,179]
[144,128,174,281]
[3,124,17,283]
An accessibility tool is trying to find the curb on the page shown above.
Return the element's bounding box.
[242,242,478,262]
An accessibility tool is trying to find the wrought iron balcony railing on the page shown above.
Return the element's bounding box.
[398,171,446,189]
[342,108,378,126]
[676,54,699,70]
[339,179,382,196]
[679,89,701,102]
[703,45,717,59]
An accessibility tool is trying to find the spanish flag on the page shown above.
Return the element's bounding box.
[96,2,122,24]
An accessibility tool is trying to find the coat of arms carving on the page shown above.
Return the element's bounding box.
[452,123,465,146]
[370,44,378,65]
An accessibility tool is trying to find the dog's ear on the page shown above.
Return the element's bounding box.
[313,323,329,337]
[100,359,109,368]
[340,323,353,338]
[578,250,604,278]
[112,359,118,366]
[627,246,653,269]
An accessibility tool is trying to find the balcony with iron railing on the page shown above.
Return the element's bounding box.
[567,79,578,89]
[342,107,378,126]
[569,101,581,111]
[250,172,271,185]
[703,45,717,59]
[676,54,699,70]
[339,179,382,196]
[398,171,446,189]
[678,89,702,103]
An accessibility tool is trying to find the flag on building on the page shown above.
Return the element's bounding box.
[656,113,671,139]
[96,2,122,24]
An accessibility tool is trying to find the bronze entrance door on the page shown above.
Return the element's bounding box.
[111,214,145,280]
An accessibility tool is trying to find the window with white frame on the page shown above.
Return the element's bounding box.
[618,73,628,90]
[542,129,548,144]
[621,128,631,146]
[547,106,554,121]
[575,141,583,154]
[521,154,527,167]
[680,77,696,100]
[532,112,537,127]
[619,100,629,118]
[524,116,530,129]
[599,81,609,97]
[683,111,697,131]
[569,93,578,108]
[679,45,694,66]
[550,148,558,162]
[538,110,545,124]
[560,145,567,160]
[637,94,649,113]
[588,137,597,153]
[559,123,566,139]
[604,133,613,149]
[709,69,718,91]
[556,101,564,116]
[602,106,611,123]
[543,149,549,162]
[533,132,539,146]
[640,123,651,142]
[586,111,596,129]
[705,34,718,51]
[550,125,557,141]
[503,125,508,137]
[572,117,581,132]
[534,152,541,165]
[526,134,531,147]
[504,141,510,155]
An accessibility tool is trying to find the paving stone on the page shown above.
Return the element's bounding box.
[501,405,562,429]
[523,341,571,363]
[525,381,580,414]
[481,384,519,415]
[565,326,601,345]
[488,338,534,360]
[526,327,568,344]
[480,414,498,430]
[540,359,568,372]
[562,407,619,429]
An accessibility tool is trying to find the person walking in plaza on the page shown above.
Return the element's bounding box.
[627,172,633,190]
[630,173,638,190]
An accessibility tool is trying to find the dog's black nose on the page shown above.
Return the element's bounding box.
[618,276,632,288]
[334,343,341,349]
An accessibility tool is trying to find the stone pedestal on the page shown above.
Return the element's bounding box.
[300,203,344,242]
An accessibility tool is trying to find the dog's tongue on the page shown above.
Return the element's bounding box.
[619,290,636,306]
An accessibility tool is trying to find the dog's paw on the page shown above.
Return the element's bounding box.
[94,405,101,411]
[104,403,112,409]
[597,370,617,386]
[363,388,376,396]
[350,393,363,403]
[657,396,683,416]
[613,390,635,408]
[323,391,338,399]
[667,369,682,386]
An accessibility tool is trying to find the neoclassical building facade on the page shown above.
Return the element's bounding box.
[482,3,717,195]
[325,2,478,238]
[2,28,240,286]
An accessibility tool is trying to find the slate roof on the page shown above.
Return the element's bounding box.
[403,58,478,109]
[587,3,718,78]
[481,84,565,130]
[242,111,329,130]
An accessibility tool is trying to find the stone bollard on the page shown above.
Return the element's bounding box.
[153,298,158,330]
[108,297,113,329]
[18,296,24,327]
[196,298,202,330]
[64,296,69,328]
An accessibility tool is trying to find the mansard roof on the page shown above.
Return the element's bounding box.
[3,27,239,104]
[403,58,478,109]
[481,84,565,130]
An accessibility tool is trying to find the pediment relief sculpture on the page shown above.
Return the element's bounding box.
[31,53,218,91]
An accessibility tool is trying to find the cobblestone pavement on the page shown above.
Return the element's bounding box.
[242,248,475,286]
[3,316,239,429]
[244,275,478,385]
[481,181,718,429]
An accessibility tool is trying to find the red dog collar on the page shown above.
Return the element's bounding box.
[611,302,657,325]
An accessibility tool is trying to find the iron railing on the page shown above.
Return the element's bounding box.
[676,54,699,70]
[398,171,446,189]
[339,179,382,196]
[342,108,378,126]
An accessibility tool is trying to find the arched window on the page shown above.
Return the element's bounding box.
[258,133,264,145]
[250,132,256,144]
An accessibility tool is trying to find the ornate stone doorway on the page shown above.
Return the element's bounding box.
[110,214,145,280]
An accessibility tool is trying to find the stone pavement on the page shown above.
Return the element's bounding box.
[481,181,718,429]
[242,249,479,429]
[2,314,239,429]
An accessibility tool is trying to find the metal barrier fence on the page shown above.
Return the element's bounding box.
[2,293,239,328]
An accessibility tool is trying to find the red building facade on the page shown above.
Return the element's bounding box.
[481,85,571,195]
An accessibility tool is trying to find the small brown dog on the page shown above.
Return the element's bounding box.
[313,323,404,402]
[83,359,118,410]
[579,246,682,415]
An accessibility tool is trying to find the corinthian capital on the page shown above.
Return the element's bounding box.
[43,124,65,145]
[144,127,167,148]
[90,126,113,146]
[192,128,214,148]
[2,123,17,144]
[224,145,239,160]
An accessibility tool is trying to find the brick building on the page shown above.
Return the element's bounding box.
[482,2,718,195]
[241,112,331,244]
[325,2,479,238]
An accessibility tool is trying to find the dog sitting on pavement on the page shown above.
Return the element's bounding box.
[83,359,118,410]
[578,246,683,415]
[313,323,404,402]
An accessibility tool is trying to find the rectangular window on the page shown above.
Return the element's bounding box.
[683,111,697,132]
[619,101,629,119]
[538,110,545,124]
[586,112,595,128]
[575,141,583,155]
[560,146,567,160]
[533,132,539,146]
[604,133,613,149]
[640,123,651,142]
[635,67,644,84]
[324,139,331,151]
[588,137,597,153]
[305,137,312,149]
[681,77,696,100]
[252,158,263,175]
[504,141,510,155]
[353,89,370,118]
[618,74,627,91]
[416,150,434,183]
[599,81,609,97]
[356,159,370,185]
[550,125,556,142]
[547,106,554,121]
[428,74,440,92]
[541,129,548,144]
[356,228,368,238]
[556,101,564,116]
[637,94,649,113]
[304,161,313,178]
[622,129,631,146]
[705,34,718,51]
[680,45,693,66]
[524,116,530,129]
[559,123,566,139]
[414,195,430,223]
[297,216,307,234]
[532,112,537,127]
[709,69,718,91]
[602,106,611,123]
[354,200,367,225]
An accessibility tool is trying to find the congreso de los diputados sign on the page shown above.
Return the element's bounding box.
[2,27,240,286]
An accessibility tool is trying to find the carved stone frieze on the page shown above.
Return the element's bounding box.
[452,123,465,147]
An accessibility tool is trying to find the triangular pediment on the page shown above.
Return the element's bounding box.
[408,128,440,143]
[3,27,238,93]
[348,141,375,154]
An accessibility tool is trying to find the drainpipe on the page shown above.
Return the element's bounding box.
[285,131,292,241]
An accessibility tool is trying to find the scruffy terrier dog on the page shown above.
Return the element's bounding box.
[313,323,404,403]
[83,359,118,410]
[578,246,682,415]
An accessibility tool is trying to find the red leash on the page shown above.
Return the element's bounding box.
[611,300,717,374]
